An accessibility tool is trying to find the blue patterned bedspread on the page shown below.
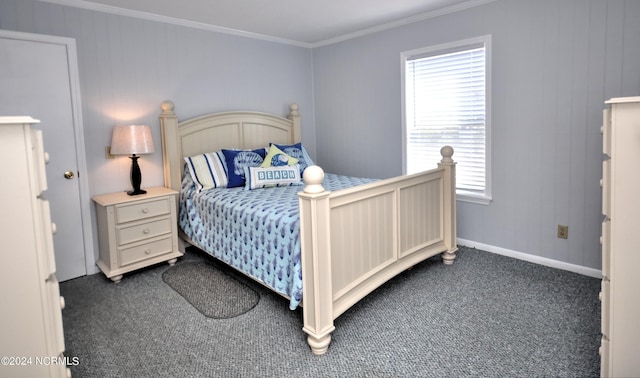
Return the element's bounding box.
[179,173,375,310]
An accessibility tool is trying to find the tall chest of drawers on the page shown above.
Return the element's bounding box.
[600,97,640,377]
[0,117,70,377]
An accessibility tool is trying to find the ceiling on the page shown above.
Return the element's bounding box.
[44,0,488,46]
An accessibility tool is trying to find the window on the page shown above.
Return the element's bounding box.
[402,35,491,204]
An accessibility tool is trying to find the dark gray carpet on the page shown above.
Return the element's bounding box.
[59,246,601,377]
[162,261,259,319]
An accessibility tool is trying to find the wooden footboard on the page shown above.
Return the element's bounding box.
[298,146,457,355]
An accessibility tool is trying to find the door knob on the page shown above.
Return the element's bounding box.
[64,170,75,179]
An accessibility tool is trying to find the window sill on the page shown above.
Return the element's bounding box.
[456,191,492,205]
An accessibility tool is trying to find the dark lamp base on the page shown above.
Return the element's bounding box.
[127,154,147,196]
[127,188,147,196]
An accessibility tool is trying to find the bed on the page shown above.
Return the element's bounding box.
[159,101,458,355]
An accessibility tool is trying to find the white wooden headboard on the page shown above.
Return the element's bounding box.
[159,100,301,192]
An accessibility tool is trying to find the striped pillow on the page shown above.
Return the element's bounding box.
[184,151,228,192]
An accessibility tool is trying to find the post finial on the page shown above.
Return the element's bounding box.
[440,145,454,164]
[303,165,325,194]
[289,103,299,117]
[161,100,175,115]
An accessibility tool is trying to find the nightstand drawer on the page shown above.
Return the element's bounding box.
[119,236,174,266]
[115,197,171,224]
[117,217,172,245]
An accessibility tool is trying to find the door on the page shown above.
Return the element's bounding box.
[0,30,93,281]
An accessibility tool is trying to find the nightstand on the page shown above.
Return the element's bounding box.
[93,186,182,282]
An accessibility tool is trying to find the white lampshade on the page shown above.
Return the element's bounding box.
[110,125,155,155]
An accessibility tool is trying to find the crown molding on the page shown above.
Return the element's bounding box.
[38,0,313,48]
[312,0,497,47]
[40,0,496,48]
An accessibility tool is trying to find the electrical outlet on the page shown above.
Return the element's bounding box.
[105,146,115,159]
[557,225,568,239]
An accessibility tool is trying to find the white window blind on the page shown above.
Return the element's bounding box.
[403,36,491,203]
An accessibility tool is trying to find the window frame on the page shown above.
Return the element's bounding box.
[401,35,492,205]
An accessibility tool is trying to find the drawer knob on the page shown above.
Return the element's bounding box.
[599,291,602,301]
[143,228,150,234]
[142,208,149,214]
[60,296,65,310]
[44,152,50,163]
[144,249,151,255]
[600,179,603,188]
[51,222,57,235]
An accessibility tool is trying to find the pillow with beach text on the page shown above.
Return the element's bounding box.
[243,165,303,190]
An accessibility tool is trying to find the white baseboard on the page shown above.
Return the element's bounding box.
[457,238,602,279]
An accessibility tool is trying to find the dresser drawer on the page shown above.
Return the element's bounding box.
[117,216,172,245]
[600,337,610,377]
[44,276,65,356]
[115,197,171,224]
[119,236,174,266]
[602,108,611,157]
[601,159,610,218]
[38,199,57,279]
[601,220,610,280]
[601,279,610,338]
[30,128,48,195]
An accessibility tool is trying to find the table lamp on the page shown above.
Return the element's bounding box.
[110,124,155,195]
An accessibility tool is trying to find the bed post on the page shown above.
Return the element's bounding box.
[287,103,301,143]
[159,101,190,253]
[438,145,458,264]
[159,100,181,192]
[298,165,335,355]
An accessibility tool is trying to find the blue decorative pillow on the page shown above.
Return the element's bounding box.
[222,148,266,188]
[184,151,228,192]
[261,144,298,167]
[272,142,315,173]
[243,165,303,190]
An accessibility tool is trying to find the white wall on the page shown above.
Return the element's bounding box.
[312,0,640,271]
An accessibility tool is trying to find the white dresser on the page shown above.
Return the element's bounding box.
[0,118,70,377]
[600,97,640,377]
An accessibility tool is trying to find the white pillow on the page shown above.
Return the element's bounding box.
[184,151,228,192]
[243,165,303,190]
